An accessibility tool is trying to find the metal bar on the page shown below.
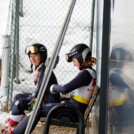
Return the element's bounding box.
[19,0,24,17]
[96,0,102,87]
[89,0,96,50]
[1,35,10,97]
[8,0,18,109]
[25,0,77,133]
[98,0,111,134]
[14,0,20,84]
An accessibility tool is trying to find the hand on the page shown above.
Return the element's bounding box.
[50,84,57,94]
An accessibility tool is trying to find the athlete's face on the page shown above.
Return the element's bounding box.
[72,57,80,70]
[29,53,42,66]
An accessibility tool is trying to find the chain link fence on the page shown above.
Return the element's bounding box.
[7,0,97,103]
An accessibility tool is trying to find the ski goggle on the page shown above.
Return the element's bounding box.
[65,51,78,62]
[25,45,39,54]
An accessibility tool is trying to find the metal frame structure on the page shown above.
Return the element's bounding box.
[98,0,111,134]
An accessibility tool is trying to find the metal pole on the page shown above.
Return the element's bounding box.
[98,0,111,134]
[96,0,102,86]
[25,0,77,133]
[89,0,96,50]
[89,1,102,134]
[0,35,10,96]
[14,0,20,84]
[8,0,17,109]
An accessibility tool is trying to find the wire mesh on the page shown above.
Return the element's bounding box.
[7,0,95,107]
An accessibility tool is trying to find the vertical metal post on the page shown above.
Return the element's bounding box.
[89,0,96,50]
[8,0,20,109]
[98,0,111,134]
[14,0,20,84]
[0,35,10,96]
[96,0,102,86]
[90,1,103,134]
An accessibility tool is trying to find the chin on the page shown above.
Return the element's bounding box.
[33,63,38,66]
[77,67,80,70]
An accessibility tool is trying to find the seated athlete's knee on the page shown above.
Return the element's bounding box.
[15,100,20,106]
[12,101,24,115]
[15,99,26,108]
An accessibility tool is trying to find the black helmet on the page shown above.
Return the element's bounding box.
[110,47,128,61]
[110,47,129,68]
[25,43,47,63]
[66,43,91,65]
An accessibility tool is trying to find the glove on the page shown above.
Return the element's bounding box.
[32,92,35,97]
[50,84,57,94]
[27,93,35,105]
[27,95,32,100]
[28,96,35,106]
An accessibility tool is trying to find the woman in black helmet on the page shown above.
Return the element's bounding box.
[2,43,60,134]
[50,43,97,115]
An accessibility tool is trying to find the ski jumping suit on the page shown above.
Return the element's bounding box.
[13,67,96,134]
[9,63,60,134]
